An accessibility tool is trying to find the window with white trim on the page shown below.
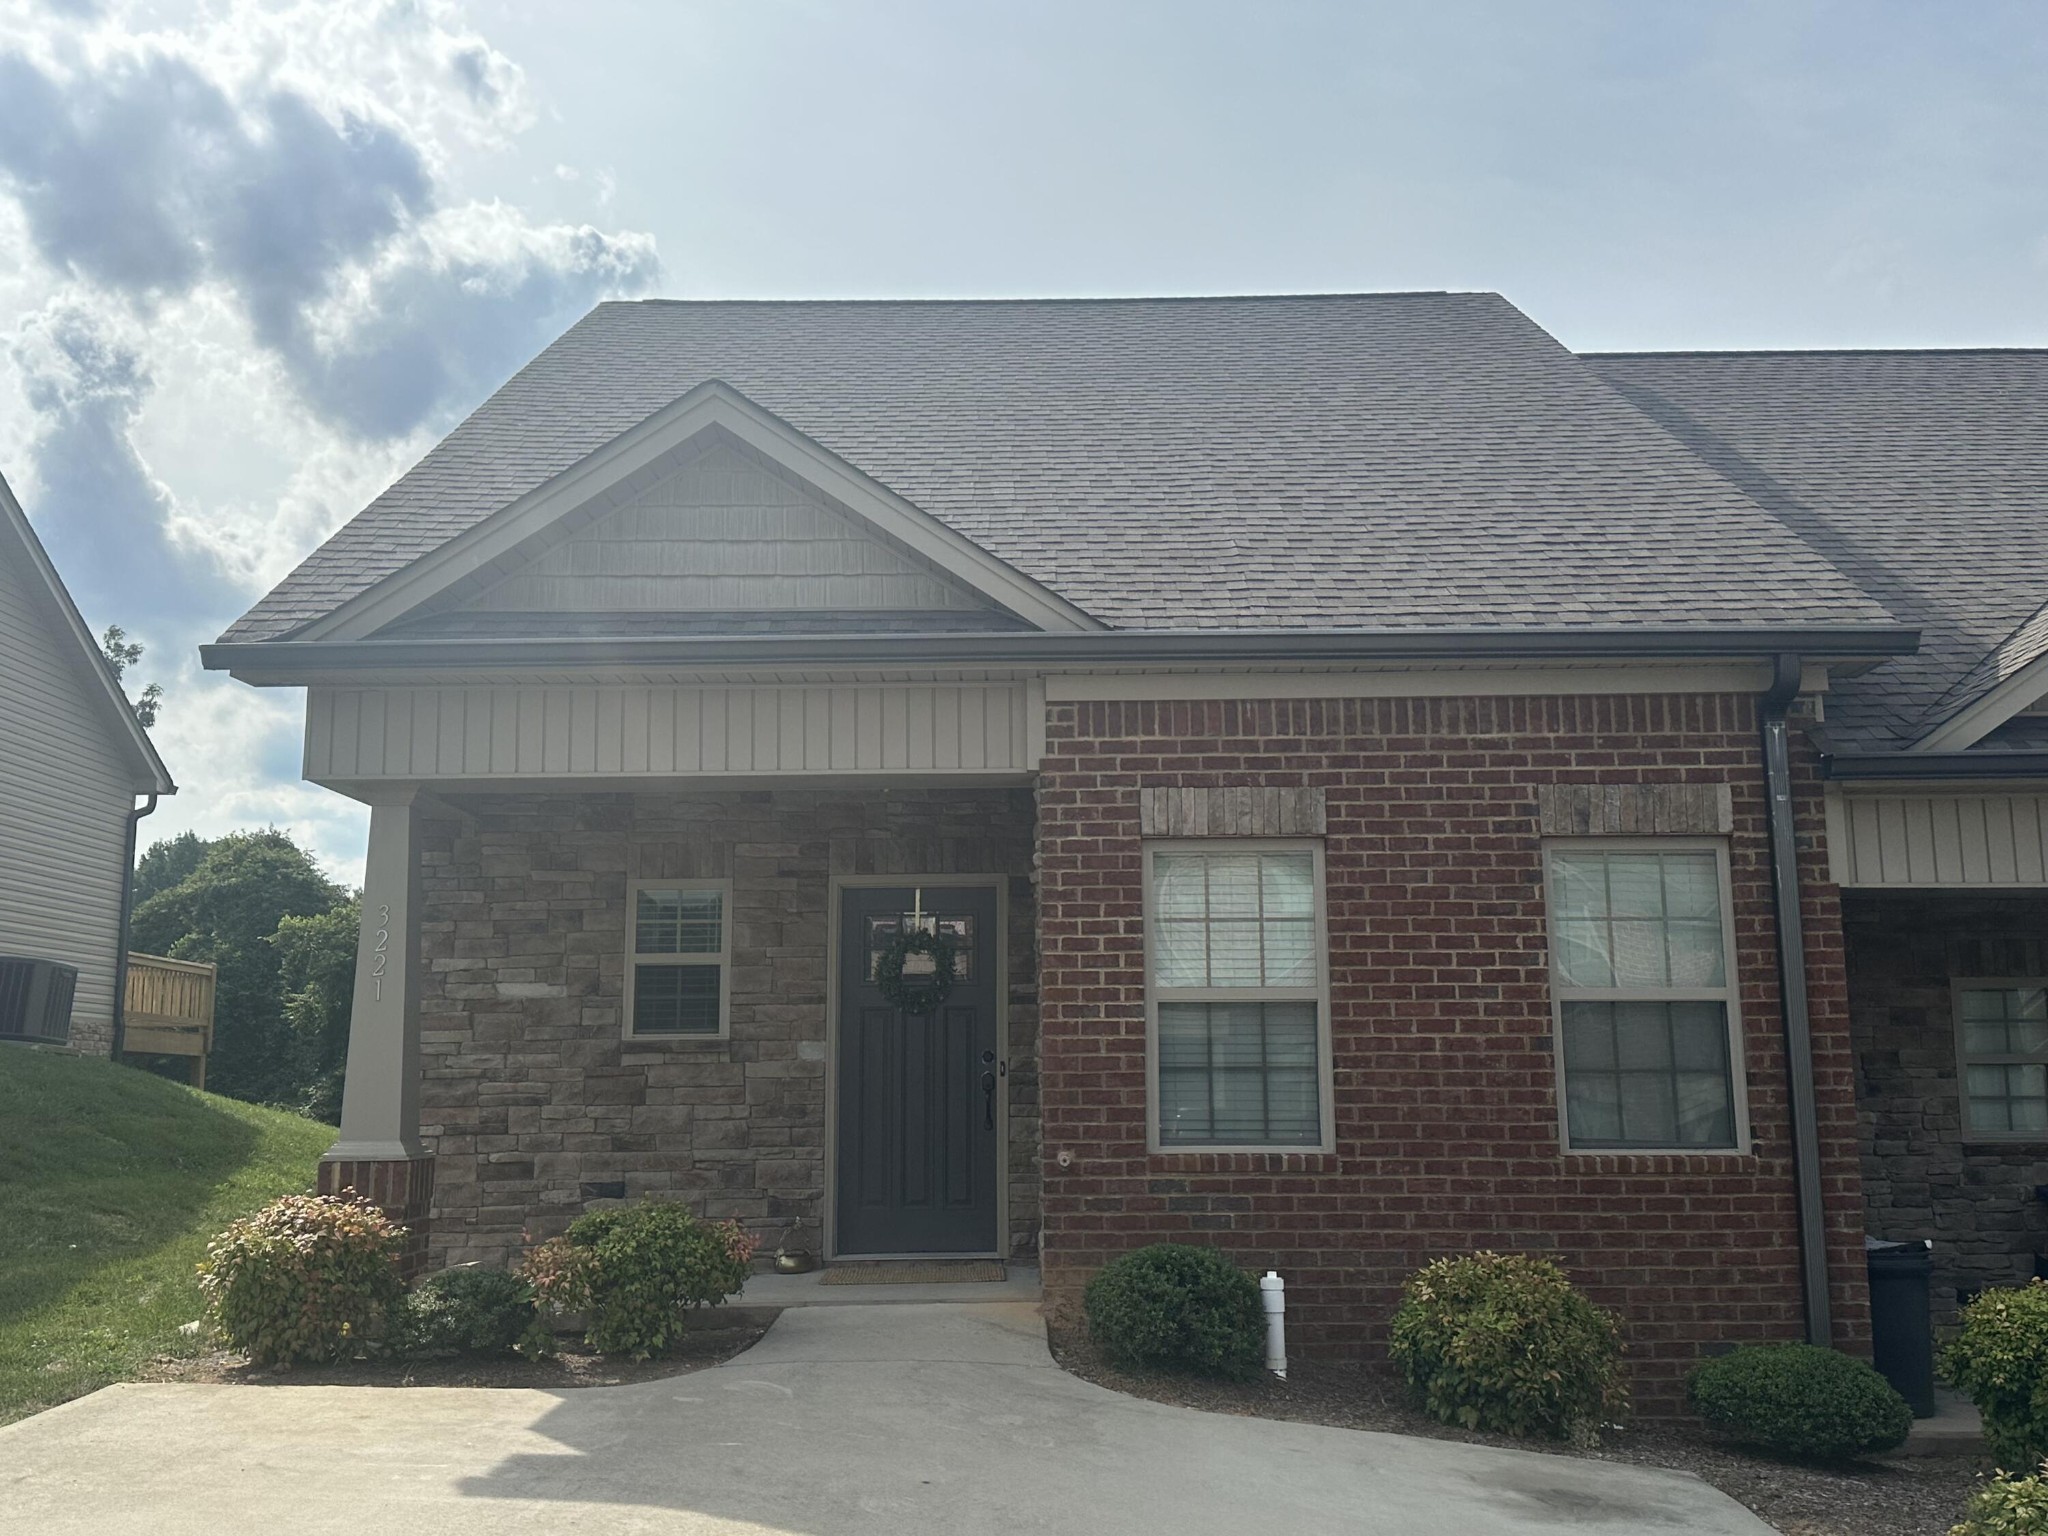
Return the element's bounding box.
[1146,842,1329,1150]
[1546,844,1742,1151]
[625,880,730,1038]
[1956,982,2048,1137]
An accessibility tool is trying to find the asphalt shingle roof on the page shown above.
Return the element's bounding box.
[225,293,1892,643]
[1588,349,2048,751]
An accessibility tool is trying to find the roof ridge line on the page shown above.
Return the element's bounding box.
[610,290,1471,308]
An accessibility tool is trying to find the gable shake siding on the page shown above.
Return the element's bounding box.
[1032,692,1868,1411]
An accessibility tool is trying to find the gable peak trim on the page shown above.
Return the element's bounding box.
[296,378,1102,642]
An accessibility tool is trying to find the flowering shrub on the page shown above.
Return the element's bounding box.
[198,1193,405,1366]
[1951,1463,2048,1536]
[1389,1251,1626,1440]
[1944,1281,2048,1471]
[520,1201,756,1359]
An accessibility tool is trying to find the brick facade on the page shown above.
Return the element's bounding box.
[1848,891,2048,1327]
[1033,692,1869,1412]
[415,786,1038,1269]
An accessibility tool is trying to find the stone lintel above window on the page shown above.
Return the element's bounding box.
[1537,783,1733,838]
[1138,785,1327,839]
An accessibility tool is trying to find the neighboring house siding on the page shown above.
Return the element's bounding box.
[1847,891,2048,1327]
[0,547,135,1054]
[415,787,1039,1268]
[1033,692,1868,1413]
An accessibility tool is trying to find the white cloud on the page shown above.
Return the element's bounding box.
[143,665,371,885]
[0,0,664,873]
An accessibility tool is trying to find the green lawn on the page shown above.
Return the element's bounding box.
[0,1047,332,1422]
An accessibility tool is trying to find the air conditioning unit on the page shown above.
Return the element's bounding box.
[0,957,78,1045]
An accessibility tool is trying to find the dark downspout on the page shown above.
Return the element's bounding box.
[111,792,159,1060]
[1760,654,1833,1347]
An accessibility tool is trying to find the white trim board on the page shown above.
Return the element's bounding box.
[297,381,1100,642]
[1914,651,2048,753]
[1041,661,1816,702]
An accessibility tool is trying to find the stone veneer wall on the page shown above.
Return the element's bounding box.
[415,786,1038,1268]
[1847,891,2048,1327]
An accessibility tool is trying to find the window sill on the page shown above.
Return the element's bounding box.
[1561,1146,1756,1164]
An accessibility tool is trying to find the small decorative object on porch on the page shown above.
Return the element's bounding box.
[773,1245,817,1274]
[875,887,958,1016]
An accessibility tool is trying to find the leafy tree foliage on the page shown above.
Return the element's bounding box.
[99,624,163,728]
[130,830,353,1110]
[134,830,209,906]
[272,899,361,1122]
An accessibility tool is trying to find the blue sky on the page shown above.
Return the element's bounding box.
[2,0,2044,882]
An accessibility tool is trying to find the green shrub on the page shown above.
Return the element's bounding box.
[1389,1251,1626,1439]
[1687,1343,1911,1460]
[1952,1464,2048,1536]
[1944,1281,2048,1471]
[520,1200,756,1359]
[197,1193,404,1366]
[1083,1244,1264,1380]
[397,1266,546,1358]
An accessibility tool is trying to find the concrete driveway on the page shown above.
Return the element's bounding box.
[0,1302,1772,1536]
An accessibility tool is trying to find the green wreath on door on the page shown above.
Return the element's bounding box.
[875,927,959,1015]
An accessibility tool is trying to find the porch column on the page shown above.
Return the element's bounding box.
[318,786,433,1271]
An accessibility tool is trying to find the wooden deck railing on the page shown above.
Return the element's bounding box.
[123,953,217,1086]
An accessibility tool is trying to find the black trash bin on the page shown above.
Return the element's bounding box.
[1867,1237,1935,1418]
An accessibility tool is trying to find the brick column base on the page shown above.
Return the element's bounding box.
[319,1155,435,1279]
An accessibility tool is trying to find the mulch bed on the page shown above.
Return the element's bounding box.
[140,1322,769,1391]
[1048,1328,1987,1536]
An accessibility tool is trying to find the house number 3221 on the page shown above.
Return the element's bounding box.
[370,905,390,999]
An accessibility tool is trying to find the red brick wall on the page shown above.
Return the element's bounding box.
[1034,692,1868,1412]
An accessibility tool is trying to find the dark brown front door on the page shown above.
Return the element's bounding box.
[835,884,1001,1256]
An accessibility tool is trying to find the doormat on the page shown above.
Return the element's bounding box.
[819,1261,1007,1285]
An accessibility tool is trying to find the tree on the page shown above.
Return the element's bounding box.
[272,899,361,1123]
[134,830,210,906]
[130,830,348,1105]
[99,624,163,728]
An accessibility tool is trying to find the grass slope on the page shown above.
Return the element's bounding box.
[0,1047,331,1422]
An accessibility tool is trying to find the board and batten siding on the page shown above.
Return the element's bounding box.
[305,682,1046,782]
[0,547,137,1046]
[1827,790,2048,888]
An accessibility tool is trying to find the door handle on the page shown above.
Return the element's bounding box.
[981,1070,997,1131]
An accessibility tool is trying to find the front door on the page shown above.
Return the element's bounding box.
[835,884,1001,1256]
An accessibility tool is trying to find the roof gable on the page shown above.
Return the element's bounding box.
[393,436,1024,639]
[0,469,174,795]
[297,379,1100,642]
[223,293,1893,645]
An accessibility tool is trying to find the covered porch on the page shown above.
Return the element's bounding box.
[313,680,1046,1275]
[1832,786,2048,1326]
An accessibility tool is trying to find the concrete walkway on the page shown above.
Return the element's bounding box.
[0,1303,1773,1536]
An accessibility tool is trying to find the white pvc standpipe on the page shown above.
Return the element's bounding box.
[1261,1270,1287,1379]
